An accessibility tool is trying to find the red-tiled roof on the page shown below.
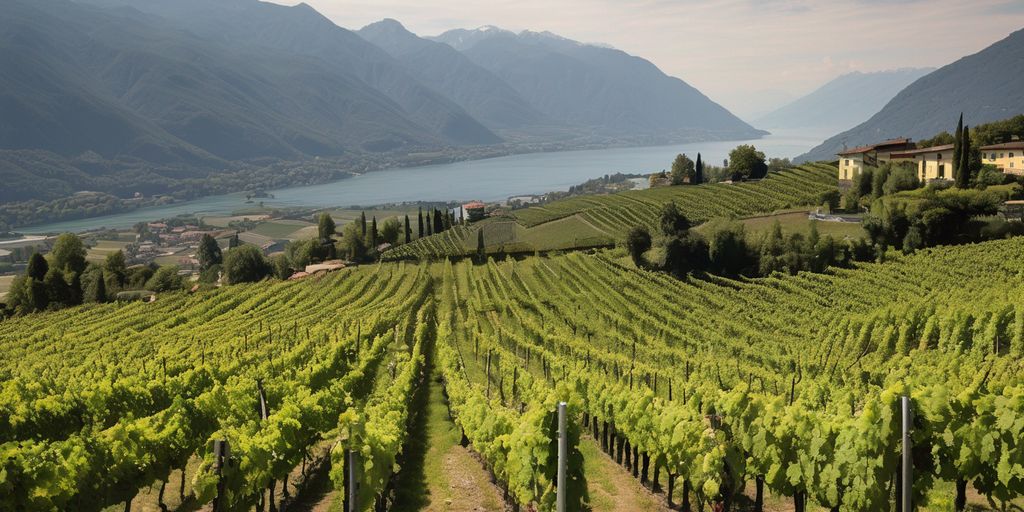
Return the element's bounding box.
[463,201,486,210]
[890,144,954,158]
[837,138,912,156]
[981,141,1024,150]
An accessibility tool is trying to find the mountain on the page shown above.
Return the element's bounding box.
[0,0,502,165]
[797,29,1024,162]
[755,68,934,133]
[75,0,501,147]
[430,27,763,140]
[358,19,545,131]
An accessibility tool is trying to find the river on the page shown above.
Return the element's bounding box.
[20,129,827,233]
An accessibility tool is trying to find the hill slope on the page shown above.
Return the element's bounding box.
[76,0,501,147]
[431,27,764,140]
[755,68,934,133]
[797,29,1024,162]
[384,163,838,260]
[358,19,546,132]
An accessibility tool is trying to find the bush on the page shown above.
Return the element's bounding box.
[882,166,920,196]
[974,164,1009,189]
[223,245,272,284]
[625,226,652,267]
[705,219,755,276]
[145,265,185,292]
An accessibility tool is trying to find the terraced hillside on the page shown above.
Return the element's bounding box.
[384,163,838,260]
[3,236,1024,511]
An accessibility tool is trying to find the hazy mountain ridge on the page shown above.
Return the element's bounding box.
[1,0,764,211]
[429,26,764,139]
[756,68,934,133]
[797,29,1024,162]
[358,19,546,131]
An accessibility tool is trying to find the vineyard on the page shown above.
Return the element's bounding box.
[2,236,1024,511]
[383,163,839,261]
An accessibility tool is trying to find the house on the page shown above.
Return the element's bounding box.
[837,138,914,181]
[981,142,1024,174]
[304,260,346,274]
[235,231,286,255]
[462,201,487,222]
[889,144,955,182]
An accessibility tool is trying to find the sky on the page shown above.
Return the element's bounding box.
[284,0,1024,120]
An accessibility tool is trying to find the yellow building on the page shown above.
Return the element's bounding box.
[890,144,955,182]
[981,142,1024,175]
[837,138,914,181]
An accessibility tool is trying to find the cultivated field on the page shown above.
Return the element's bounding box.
[3,235,1024,511]
[384,164,839,260]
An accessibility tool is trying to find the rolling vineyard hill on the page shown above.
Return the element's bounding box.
[1,236,1023,510]
[383,163,839,260]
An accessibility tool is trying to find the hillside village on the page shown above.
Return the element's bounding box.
[838,138,1024,182]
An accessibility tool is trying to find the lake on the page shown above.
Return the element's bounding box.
[20,129,827,233]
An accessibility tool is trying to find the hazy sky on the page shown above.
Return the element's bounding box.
[286,0,1024,119]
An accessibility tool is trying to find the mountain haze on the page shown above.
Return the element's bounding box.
[756,68,934,133]
[358,19,546,131]
[1,0,766,218]
[430,26,764,139]
[77,0,501,147]
[797,29,1024,162]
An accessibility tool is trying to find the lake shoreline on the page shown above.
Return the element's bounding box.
[16,129,828,234]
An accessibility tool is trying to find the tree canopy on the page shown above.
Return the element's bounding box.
[223,245,272,284]
[197,234,222,271]
[728,145,768,181]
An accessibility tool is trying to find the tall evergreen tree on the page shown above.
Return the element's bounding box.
[953,113,964,180]
[476,229,485,262]
[317,213,335,243]
[426,216,433,236]
[91,269,107,303]
[370,217,378,247]
[404,215,412,244]
[44,268,70,308]
[27,252,48,281]
[197,234,223,271]
[433,209,443,234]
[105,250,127,290]
[958,125,972,188]
[417,208,424,238]
[360,211,367,236]
[695,153,704,185]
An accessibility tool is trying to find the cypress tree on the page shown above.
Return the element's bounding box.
[370,217,378,247]
[953,113,964,180]
[360,211,367,236]
[959,125,972,188]
[417,208,424,238]
[27,252,48,281]
[433,209,443,234]
[476,229,485,262]
[404,215,412,244]
[426,215,432,236]
[695,153,704,185]
[93,270,107,303]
